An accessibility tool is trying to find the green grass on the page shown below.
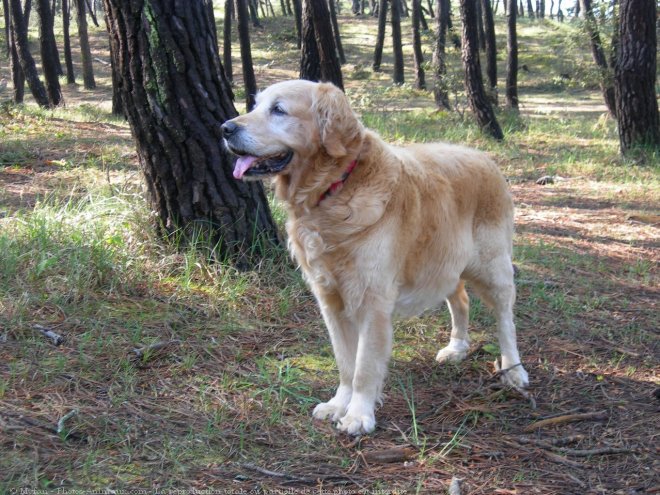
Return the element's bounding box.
[1,7,658,493]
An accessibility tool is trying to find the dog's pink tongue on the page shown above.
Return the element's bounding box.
[233,155,258,179]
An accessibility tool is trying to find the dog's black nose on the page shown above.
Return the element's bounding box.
[221,121,239,138]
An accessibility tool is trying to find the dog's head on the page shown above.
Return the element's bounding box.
[222,80,364,188]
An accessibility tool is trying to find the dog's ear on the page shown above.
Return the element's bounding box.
[312,82,362,158]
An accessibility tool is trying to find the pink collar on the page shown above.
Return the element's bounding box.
[318,159,358,205]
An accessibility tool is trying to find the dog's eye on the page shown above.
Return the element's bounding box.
[270,103,287,116]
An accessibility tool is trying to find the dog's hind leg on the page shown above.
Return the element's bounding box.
[470,261,529,388]
[436,281,471,364]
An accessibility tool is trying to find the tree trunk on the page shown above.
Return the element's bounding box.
[372,0,388,71]
[411,0,425,89]
[34,0,62,105]
[247,0,261,26]
[9,18,26,103]
[391,0,405,84]
[505,0,519,110]
[9,0,51,107]
[103,0,279,266]
[292,0,302,48]
[527,0,534,17]
[223,0,233,83]
[236,0,258,110]
[476,0,486,50]
[433,0,451,109]
[62,0,76,83]
[580,0,616,117]
[459,0,503,139]
[299,0,321,81]
[310,0,344,89]
[482,0,497,103]
[614,0,659,153]
[328,0,345,64]
[74,0,96,89]
[3,0,11,56]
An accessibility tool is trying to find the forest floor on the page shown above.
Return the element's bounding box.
[0,9,659,495]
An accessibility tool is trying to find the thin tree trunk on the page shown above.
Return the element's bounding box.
[391,0,405,84]
[62,0,75,83]
[614,0,659,153]
[328,0,345,64]
[9,19,26,103]
[9,0,51,107]
[580,0,616,117]
[292,0,302,48]
[412,0,426,89]
[372,0,388,71]
[223,0,233,83]
[460,0,503,139]
[247,0,261,26]
[433,0,451,109]
[3,0,11,55]
[103,0,279,266]
[35,0,62,105]
[74,0,96,89]
[236,0,258,110]
[527,0,534,17]
[506,0,519,110]
[482,0,497,103]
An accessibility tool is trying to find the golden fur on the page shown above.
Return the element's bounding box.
[223,80,529,435]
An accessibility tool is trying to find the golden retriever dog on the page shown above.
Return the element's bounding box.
[222,80,529,435]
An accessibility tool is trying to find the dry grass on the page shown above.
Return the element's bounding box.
[1,7,659,494]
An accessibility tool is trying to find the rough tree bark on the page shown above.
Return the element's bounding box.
[9,0,50,107]
[411,0,426,89]
[62,0,76,84]
[309,0,344,89]
[460,0,503,139]
[223,0,233,83]
[34,0,62,105]
[614,0,659,153]
[8,16,26,103]
[372,0,388,71]
[74,0,96,89]
[580,0,616,117]
[505,0,519,110]
[299,0,321,81]
[482,0,497,103]
[391,0,404,84]
[236,0,258,110]
[103,0,280,266]
[433,0,451,109]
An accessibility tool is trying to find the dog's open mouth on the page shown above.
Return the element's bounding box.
[232,151,293,179]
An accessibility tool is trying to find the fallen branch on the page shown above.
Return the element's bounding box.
[516,435,584,448]
[540,450,583,468]
[56,409,78,435]
[361,446,417,464]
[131,340,181,360]
[448,476,463,495]
[34,324,64,346]
[523,410,608,432]
[557,446,635,457]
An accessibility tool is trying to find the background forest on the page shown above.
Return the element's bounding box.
[0,0,658,493]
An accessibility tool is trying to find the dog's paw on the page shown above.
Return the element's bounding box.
[312,401,347,422]
[337,411,376,436]
[435,338,470,364]
[495,360,529,388]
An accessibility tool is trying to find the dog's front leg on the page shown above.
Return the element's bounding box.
[312,298,358,423]
[336,302,393,435]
